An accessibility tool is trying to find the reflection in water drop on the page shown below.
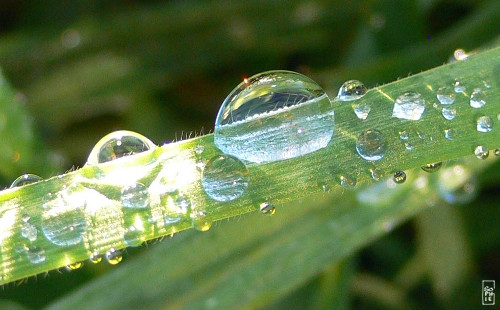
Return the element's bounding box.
[214,71,335,163]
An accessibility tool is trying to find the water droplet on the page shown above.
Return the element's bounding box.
[436,86,455,105]
[339,174,356,189]
[495,148,500,157]
[259,202,276,215]
[474,145,489,159]
[392,91,426,120]
[86,130,157,165]
[421,162,442,173]
[195,145,205,155]
[105,248,122,265]
[191,210,212,231]
[202,154,249,202]
[404,142,413,151]
[438,165,477,204]
[483,80,491,89]
[214,71,335,163]
[121,183,150,209]
[42,190,86,247]
[470,88,486,108]
[89,252,103,264]
[318,182,331,193]
[399,130,409,140]
[454,81,466,93]
[370,168,384,181]
[444,128,456,140]
[10,174,42,188]
[353,103,371,120]
[356,129,386,161]
[337,80,367,101]
[66,262,83,270]
[26,246,46,264]
[453,49,469,61]
[441,107,456,120]
[393,171,406,184]
[124,224,144,247]
[476,115,493,133]
[21,220,37,242]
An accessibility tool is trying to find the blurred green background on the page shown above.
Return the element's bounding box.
[0,0,498,309]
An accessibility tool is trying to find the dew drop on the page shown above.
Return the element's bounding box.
[89,252,103,264]
[399,130,409,140]
[353,103,371,120]
[191,210,212,231]
[441,107,456,120]
[26,246,46,264]
[337,80,367,101]
[444,128,456,140]
[356,129,386,161]
[476,115,493,133]
[454,81,466,93]
[214,70,335,163]
[474,145,489,159]
[438,164,477,204]
[105,248,122,265]
[370,168,384,181]
[86,130,156,165]
[202,154,249,202]
[404,142,414,151]
[66,262,83,270]
[470,88,486,108]
[121,183,150,209]
[339,174,356,189]
[421,162,442,173]
[392,91,426,120]
[393,171,406,184]
[10,174,42,188]
[259,202,276,215]
[436,86,455,105]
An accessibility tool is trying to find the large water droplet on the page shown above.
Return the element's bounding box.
[259,202,276,215]
[444,128,456,140]
[441,107,456,120]
[438,165,477,204]
[393,171,406,184]
[42,189,86,247]
[214,71,334,163]
[392,92,426,120]
[421,162,442,173]
[121,183,150,209]
[436,86,455,105]
[202,154,249,202]
[86,130,156,165]
[356,129,386,161]
[337,80,367,101]
[476,115,493,133]
[105,248,122,265]
[10,174,42,188]
[470,88,486,108]
[474,145,489,159]
[353,103,371,120]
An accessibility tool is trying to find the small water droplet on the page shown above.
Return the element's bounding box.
[26,246,46,264]
[318,182,331,193]
[399,130,409,140]
[454,81,466,93]
[66,262,83,270]
[337,80,367,101]
[10,174,42,188]
[476,115,493,133]
[105,248,123,265]
[453,49,469,61]
[353,103,371,120]
[214,70,335,163]
[436,86,455,105]
[392,91,426,120]
[393,171,406,184]
[483,80,491,89]
[495,148,500,157]
[21,220,37,242]
[89,252,103,264]
[356,129,386,161]
[441,107,456,120]
[86,130,156,165]
[474,145,489,159]
[202,154,249,202]
[191,210,212,231]
[444,128,456,140]
[470,88,486,108]
[370,168,384,181]
[121,183,150,209]
[438,164,477,204]
[421,162,442,173]
[195,145,205,155]
[404,142,413,151]
[259,202,276,215]
[339,174,356,189]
